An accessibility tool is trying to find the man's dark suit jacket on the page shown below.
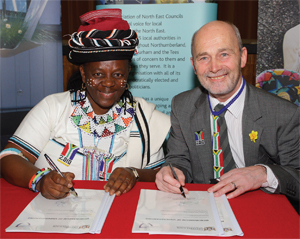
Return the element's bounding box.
[165,82,299,201]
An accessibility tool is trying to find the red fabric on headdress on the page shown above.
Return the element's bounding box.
[77,9,130,32]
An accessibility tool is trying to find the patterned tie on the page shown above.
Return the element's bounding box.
[212,104,235,178]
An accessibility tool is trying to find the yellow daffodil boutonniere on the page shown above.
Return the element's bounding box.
[249,130,258,143]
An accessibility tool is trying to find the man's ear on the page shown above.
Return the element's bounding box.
[240,47,248,69]
[190,57,197,74]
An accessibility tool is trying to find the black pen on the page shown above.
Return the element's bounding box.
[44,154,78,197]
[209,178,220,184]
[169,163,186,198]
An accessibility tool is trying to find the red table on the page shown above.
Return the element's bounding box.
[1,179,299,238]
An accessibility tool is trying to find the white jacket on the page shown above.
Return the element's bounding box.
[10,91,170,180]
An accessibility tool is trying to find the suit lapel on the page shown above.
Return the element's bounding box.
[186,83,264,180]
[242,84,264,166]
[190,91,214,181]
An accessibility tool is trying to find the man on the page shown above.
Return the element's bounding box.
[155,21,299,203]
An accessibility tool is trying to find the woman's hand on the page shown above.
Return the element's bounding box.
[104,167,137,196]
[37,171,75,199]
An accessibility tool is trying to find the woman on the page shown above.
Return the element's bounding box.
[0,9,170,199]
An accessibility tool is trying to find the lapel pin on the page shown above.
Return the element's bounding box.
[249,130,258,143]
[195,130,205,145]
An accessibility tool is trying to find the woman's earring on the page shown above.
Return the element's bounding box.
[81,82,87,91]
[73,82,87,102]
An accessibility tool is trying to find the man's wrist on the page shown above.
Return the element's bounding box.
[256,164,278,190]
[257,165,268,187]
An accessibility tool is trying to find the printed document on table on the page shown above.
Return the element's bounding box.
[6,189,115,234]
[132,190,243,236]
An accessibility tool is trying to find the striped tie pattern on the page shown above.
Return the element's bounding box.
[214,104,235,176]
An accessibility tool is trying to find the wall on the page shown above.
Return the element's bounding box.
[0,0,63,112]
[61,0,258,89]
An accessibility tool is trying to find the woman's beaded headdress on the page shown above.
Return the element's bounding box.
[67,8,139,65]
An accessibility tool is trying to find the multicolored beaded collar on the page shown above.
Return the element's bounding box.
[70,90,136,138]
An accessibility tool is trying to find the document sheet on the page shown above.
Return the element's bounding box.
[6,189,115,234]
[132,190,243,236]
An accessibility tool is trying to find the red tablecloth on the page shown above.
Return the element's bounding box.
[1,179,299,238]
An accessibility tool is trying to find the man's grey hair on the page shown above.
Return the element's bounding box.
[191,21,243,58]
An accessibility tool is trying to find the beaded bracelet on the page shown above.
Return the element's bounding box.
[0,148,29,161]
[28,168,51,192]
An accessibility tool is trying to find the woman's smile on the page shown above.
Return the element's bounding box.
[98,91,117,98]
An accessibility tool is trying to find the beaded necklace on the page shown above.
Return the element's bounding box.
[70,90,136,180]
[70,91,135,138]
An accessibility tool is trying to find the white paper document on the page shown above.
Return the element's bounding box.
[6,189,115,234]
[132,190,243,237]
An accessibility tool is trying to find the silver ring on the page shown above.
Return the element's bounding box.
[231,182,237,189]
[124,178,130,183]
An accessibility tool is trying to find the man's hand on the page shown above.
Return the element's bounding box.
[38,171,75,199]
[208,165,267,199]
[155,166,188,195]
[104,167,137,196]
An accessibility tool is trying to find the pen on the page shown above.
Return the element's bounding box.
[209,178,220,184]
[169,163,186,198]
[44,153,78,197]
